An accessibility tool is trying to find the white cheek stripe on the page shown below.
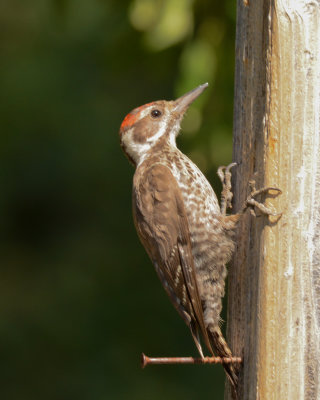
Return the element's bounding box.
[122,107,178,166]
[146,115,168,143]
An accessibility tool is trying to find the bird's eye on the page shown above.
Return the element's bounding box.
[151,109,162,118]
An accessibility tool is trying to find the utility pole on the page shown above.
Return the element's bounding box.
[226,1,320,399]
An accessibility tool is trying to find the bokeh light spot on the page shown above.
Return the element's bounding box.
[129,0,194,51]
[176,39,216,105]
[129,0,161,31]
[181,107,202,135]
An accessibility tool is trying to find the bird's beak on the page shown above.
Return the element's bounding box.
[173,83,208,114]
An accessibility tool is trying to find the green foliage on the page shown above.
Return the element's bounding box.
[0,0,235,398]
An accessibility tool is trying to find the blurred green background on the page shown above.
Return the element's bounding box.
[0,0,236,399]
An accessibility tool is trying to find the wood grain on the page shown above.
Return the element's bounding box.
[225,1,320,399]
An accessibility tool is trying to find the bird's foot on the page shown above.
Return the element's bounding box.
[217,162,237,216]
[242,180,282,217]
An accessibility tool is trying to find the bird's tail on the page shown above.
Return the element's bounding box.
[207,326,239,400]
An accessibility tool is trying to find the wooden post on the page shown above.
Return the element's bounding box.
[226,1,320,399]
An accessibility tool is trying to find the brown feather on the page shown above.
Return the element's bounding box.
[133,164,214,356]
[120,85,240,395]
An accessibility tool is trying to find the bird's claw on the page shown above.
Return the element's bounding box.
[218,162,237,215]
[243,180,282,217]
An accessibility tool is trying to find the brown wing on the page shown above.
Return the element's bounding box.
[133,163,213,356]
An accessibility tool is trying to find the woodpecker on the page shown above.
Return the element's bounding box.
[119,83,280,394]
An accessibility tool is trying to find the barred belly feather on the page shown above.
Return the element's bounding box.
[148,146,236,328]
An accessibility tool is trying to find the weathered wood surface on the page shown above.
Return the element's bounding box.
[225,1,320,399]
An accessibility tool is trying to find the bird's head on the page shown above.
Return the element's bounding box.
[119,83,208,166]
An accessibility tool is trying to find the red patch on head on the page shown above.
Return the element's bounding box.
[120,112,139,130]
[120,102,155,131]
